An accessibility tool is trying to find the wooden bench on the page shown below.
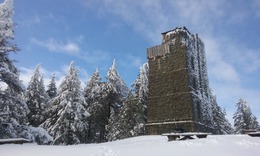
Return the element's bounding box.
[0,138,30,145]
[248,132,260,137]
[162,132,211,141]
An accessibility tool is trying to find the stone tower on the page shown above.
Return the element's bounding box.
[146,27,215,135]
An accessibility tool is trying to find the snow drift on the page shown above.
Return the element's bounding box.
[0,135,259,156]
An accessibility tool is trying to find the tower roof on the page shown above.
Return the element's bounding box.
[161,26,191,35]
[161,26,195,44]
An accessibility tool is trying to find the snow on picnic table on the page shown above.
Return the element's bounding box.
[0,138,30,143]
[0,135,260,156]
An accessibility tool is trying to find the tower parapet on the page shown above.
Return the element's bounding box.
[147,44,170,59]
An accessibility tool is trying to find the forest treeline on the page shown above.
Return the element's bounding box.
[0,0,259,145]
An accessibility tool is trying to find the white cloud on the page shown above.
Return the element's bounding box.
[126,54,143,68]
[80,50,110,64]
[63,43,80,54]
[31,38,80,55]
[225,45,260,74]
[19,15,41,27]
[172,0,225,26]
[30,37,110,65]
[203,36,240,84]
[211,61,240,83]
[87,0,169,44]
[241,50,260,73]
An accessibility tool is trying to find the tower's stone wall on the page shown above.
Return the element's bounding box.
[146,27,215,134]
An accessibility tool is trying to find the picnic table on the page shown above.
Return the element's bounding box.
[162,132,211,141]
[248,131,260,137]
[0,138,30,145]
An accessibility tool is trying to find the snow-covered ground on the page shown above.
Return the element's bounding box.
[1,135,260,156]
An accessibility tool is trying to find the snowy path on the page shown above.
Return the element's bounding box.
[1,135,260,156]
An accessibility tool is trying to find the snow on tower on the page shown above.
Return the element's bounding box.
[146,27,215,134]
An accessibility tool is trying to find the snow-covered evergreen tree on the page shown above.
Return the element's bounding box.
[0,0,52,144]
[84,69,102,104]
[105,107,119,141]
[250,116,260,131]
[46,74,57,99]
[0,87,28,138]
[233,98,260,134]
[41,61,89,145]
[108,94,146,141]
[0,0,16,49]
[107,63,149,141]
[132,62,149,122]
[84,69,110,143]
[0,0,23,96]
[113,62,149,138]
[132,63,149,97]
[26,64,49,127]
[106,59,129,110]
[105,59,130,141]
[211,96,233,134]
[0,0,29,139]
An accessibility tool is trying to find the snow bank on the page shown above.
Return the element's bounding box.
[0,135,259,156]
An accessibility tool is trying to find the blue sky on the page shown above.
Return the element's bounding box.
[7,0,260,123]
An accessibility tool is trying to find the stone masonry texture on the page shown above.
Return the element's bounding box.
[146,27,215,135]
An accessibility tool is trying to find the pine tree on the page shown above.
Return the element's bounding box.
[105,59,130,141]
[106,59,129,109]
[0,0,23,96]
[233,98,260,134]
[84,69,109,143]
[132,62,149,122]
[26,64,49,127]
[250,116,260,131]
[108,63,149,141]
[0,87,28,138]
[109,94,146,141]
[105,107,119,141]
[0,0,29,139]
[46,74,57,99]
[0,0,52,144]
[222,109,234,134]
[41,61,89,145]
[118,62,149,137]
[211,96,233,134]
[132,63,149,98]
